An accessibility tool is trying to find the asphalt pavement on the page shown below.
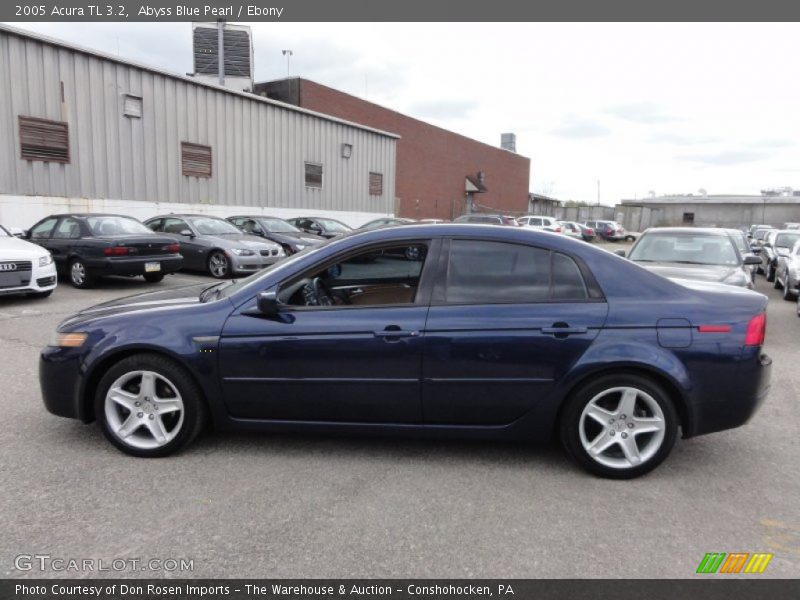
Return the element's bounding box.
[1,264,798,578]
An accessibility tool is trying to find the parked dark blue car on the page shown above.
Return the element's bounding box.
[39,225,771,478]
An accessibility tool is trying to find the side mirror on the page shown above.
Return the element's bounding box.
[751,246,761,254]
[9,227,25,238]
[744,255,762,265]
[614,249,627,257]
[179,229,194,238]
[256,290,281,316]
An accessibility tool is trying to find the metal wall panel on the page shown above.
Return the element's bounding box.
[0,29,396,215]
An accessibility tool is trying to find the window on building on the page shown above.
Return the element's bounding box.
[123,94,143,118]
[369,172,384,196]
[181,142,212,178]
[305,162,323,188]
[19,116,70,163]
[682,212,695,224]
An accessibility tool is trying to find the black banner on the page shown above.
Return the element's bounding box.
[3,580,800,600]
[4,0,800,22]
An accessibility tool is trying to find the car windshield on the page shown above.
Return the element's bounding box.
[775,232,800,249]
[86,216,153,236]
[260,218,302,233]
[730,233,747,253]
[628,233,739,266]
[316,218,352,233]
[188,217,242,235]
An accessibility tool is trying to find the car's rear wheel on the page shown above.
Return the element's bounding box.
[559,373,678,479]
[782,274,795,300]
[95,354,207,457]
[767,264,776,282]
[69,258,95,289]
[143,273,164,283]
[207,251,230,278]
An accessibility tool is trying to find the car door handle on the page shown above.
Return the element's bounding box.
[373,328,419,339]
[541,325,588,336]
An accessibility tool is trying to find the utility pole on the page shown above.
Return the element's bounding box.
[282,50,293,77]
[597,179,600,206]
[217,19,225,86]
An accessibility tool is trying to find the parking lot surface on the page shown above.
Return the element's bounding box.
[1,262,798,578]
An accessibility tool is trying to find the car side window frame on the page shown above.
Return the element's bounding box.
[270,238,442,312]
[431,237,605,306]
[52,217,83,239]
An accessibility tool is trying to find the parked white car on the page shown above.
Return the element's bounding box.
[0,224,57,298]
[516,215,562,233]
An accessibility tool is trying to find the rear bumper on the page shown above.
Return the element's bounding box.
[687,350,772,437]
[85,255,183,276]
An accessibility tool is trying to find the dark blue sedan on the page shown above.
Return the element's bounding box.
[39,225,771,478]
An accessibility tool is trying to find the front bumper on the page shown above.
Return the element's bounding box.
[40,346,86,421]
[229,250,285,274]
[0,261,57,296]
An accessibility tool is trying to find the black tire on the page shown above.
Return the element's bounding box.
[773,272,781,289]
[207,250,230,279]
[143,273,164,283]
[782,275,794,301]
[27,290,53,299]
[559,373,679,479]
[69,258,95,289]
[767,264,776,283]
[94,353,207,458]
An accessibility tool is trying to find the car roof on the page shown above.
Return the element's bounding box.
[642,227,728,236]
[43,213,134,219]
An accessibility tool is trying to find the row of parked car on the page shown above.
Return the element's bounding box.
[745,224,800,306]
[452,213,637,243]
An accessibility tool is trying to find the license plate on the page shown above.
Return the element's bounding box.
[0,272,22,288]
[144,262,161,273]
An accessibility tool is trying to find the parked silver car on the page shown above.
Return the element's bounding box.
[773,238,800,300]
[759,229,800,283]
[145,214,285,278]
[619,227,760,289]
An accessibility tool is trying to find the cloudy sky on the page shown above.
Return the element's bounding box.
[8,21,800,204]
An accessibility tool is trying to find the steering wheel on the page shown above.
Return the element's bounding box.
[306,277,334,306]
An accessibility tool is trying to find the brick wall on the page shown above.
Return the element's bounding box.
[258,79,531,220]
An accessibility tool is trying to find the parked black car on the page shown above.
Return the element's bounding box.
[25,214,182,289]
[287,217,353,239]
[357,217,416,231]
[227,215,326,255]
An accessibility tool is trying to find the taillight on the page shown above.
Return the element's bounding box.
[164,243,180,253]
[744,313,766,346]
[554,227,561,233]
[103,246,132,256]
[588,228,594,234]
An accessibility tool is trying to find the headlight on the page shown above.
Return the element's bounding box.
[50,332,88,347]
[294,244,306,251]
[38,254,53,267]
[230,248,255,256]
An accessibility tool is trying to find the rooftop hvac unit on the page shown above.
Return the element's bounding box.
[191,22,253,92]
[501,133,517,153]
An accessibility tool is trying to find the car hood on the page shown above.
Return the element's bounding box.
[59,283,211,328]
[634,262,740,282]
[0,235,49,259]
[208,233,280,248]
[268,231,325,245]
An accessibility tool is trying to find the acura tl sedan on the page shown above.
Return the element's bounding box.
[619,227,761,289]
[40,225,771,479]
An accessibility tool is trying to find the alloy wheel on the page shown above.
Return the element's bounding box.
[208,252,229,278]
[70,261,86,286]
[104,370,185,450]
[578,386,666,469]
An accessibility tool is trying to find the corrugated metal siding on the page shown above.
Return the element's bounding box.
[0,30,396,214]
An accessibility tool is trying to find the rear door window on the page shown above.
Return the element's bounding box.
[444,240,589,304]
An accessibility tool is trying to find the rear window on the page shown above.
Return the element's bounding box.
[629,233,738,266]
[87,216,152,236]
[775,233,800,249]
[445,240,589,304]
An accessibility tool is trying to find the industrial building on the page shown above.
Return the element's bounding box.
[619,190,800,230]
[0,25,397,228]
[255,78,531,221]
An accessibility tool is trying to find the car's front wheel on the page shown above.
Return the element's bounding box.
[207,251,230,278]
[767,263,776,282]
[782,274,795,300]
[95,354,207,457]
[559,373,678,479]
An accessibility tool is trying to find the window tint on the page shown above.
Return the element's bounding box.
[552,253,588,300]
[146,218,163,232]
[162,218,190,235]
[446,241,550,303]
[31,218,58,239]
[53,218,81,239]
